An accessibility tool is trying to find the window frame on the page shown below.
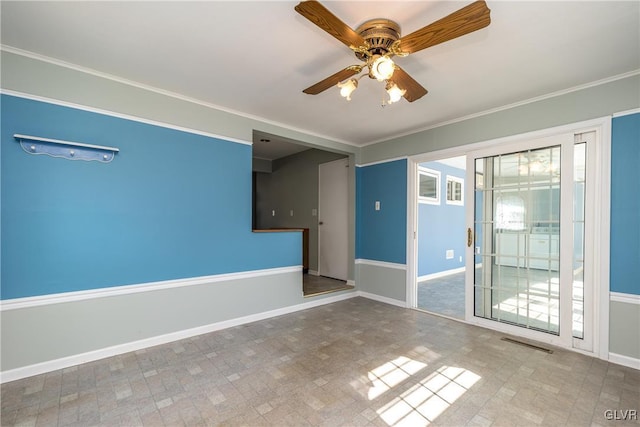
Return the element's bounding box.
[418,167,440,205]
[445,175,464,206]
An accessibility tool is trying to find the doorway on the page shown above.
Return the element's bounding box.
[318,157,349,281]
[408,119,609,356]
[416,156,467,320]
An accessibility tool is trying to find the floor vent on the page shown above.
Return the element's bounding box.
[501,337,553,354]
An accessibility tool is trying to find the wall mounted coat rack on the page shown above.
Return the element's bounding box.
[14,134,119,163]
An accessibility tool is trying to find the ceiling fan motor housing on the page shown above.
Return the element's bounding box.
[354,19,401,60]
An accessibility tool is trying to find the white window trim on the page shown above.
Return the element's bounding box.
[418,167,440,205]
[445,175,464,206]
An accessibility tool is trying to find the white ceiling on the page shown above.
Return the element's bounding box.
[1,1,639,156]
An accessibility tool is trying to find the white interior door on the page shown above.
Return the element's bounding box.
[318,158,348,280]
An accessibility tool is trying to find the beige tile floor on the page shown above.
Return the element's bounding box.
[1,297,638,426]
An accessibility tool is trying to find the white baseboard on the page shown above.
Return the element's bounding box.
[308,270,319,276]
[0,290,357,383]
[355,259,407,270]
[418,266,465,282]
[357,291,407,308]
[608,352,640,370]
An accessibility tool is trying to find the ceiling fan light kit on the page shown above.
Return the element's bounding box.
[337,78,358,101]
[371,55,396,82]
[385,82,406,104]
[295,0,491,106]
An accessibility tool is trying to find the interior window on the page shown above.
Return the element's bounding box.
[446,176,464,205]
[419,168,440,204]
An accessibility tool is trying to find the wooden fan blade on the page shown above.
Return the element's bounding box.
[295,1,366,49]
[303,66,361,95]
[389,66,428,102]
[396,0,491,54]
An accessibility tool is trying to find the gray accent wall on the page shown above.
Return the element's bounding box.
[0,270,358,377]
[609,300,640,360]
[356,263,407,303]
[1,271,301,372]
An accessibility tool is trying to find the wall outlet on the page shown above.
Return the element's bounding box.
[272,210,275,217]
[459,256,463,263]
[312,208,317,216]
[290,210,294,217]
[375,201,381,211]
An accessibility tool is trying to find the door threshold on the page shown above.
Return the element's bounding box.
[303,284,354,298]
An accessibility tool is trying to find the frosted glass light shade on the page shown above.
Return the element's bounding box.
[371,56,395,81]
[337,79,358,101]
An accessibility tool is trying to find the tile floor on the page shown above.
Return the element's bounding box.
[417,272,466,320]
[1,297,639,426]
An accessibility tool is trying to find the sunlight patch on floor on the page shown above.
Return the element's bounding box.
[367,356,427,400]
[376,365,481,426]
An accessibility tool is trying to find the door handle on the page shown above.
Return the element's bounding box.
[319,221,324,225]
[467,228,473,247]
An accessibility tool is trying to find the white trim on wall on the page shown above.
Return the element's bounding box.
[612,108,640,118]
[1,289,357,383]
[355,259,407,270]
[610,292,640,305]
[0,89,252,146]
[595,117,612,361]
[1,287,418,383]
[1,46,357,148]
[360,69,640,147]
[356,156,408,168]
[0,266,302,311]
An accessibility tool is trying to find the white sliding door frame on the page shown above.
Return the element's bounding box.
[407,116,611,359]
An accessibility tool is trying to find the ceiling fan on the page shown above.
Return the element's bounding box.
[295,0,491,104]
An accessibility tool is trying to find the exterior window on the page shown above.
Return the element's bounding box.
[446,176,464,205]
[419,168,440,204]
[496,195,526,231]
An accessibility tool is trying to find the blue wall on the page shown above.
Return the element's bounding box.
[610,112,640,295]
[1,95,300,300]
[356,159,407,264]
[417,162,466,276]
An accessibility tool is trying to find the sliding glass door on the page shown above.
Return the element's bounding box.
[467,131,595,350]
